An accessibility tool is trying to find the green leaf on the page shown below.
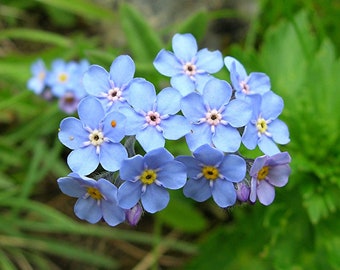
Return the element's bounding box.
[176,10,209,42]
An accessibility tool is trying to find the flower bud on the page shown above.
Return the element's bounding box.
[125,204,143,226]
[236,181,250,202]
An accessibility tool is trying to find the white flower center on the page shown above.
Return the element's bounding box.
[240,81,250,94]
[183,62,197,77]
[205,109,222,126]
[89,129,104,146]
[145,111,161,126]
[107,87,122,101]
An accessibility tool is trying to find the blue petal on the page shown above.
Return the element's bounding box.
[119,155,145,181]
[267,164,290,187]
[136,127,165,152]
[101,199,125,226]
[223,99,252,127]
[109,55,135,87]
[57,176,86,197]
[241,124,259,150]
[83,65,110,96]
[102,111,126,142]
[183,178,211,202]
[172,33,197,61]
[258,136,280,156]
[196,48,223,73]
[127,80,156,112]
[203,78,232,109]
[144,147,173,169]
[161,115,191,140]
[119,107,145,135]
[74,198,102,223]
[58,117,87,149]
[67,147,99,175]
[181,92,205,121]
[257,180,275,205]
[156,87,181,115]
[78,97,104,129]
[99,142,127,172]
[97,178,118,201]
[212,125,241,152]
[141,184,169,213]
[153,50,181,76]
[185,124,212,151]
[194,73,213,93]
[261,91,283,119]
[175,156,201,178]
[247,72,271,95]
[157,160,187,189]
[170,74,195,96]
[224,56,247,79]
[211,180,236,207]
[219,154,246,182]
[249,156,268,177]
[193,144,223,165]
[268,119,290,145]
[117,181,142,209]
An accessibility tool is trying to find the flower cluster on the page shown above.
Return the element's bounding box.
[43,33,292,227]
[27,58,90,114]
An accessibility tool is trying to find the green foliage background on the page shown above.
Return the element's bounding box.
[0,0,339,269]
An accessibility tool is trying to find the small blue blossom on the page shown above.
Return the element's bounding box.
[241,91,290,156]
[57,173,125,226]
[224,56,271,100]
[176,144,246,208]
[27,59,47,95]
[249,152,291,205]
[181,78,252,152]
[117,147,187,213]
[83,55,142,112]
[154,33,223,96]
[58,96,128,175]
[121,80,191,152]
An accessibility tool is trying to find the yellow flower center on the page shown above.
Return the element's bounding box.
[202,166,219,180]
[58,72,68,83]
[256,118,267,133]
[257,166,269,180]
[87,187,103,200]
[140,169,157,185]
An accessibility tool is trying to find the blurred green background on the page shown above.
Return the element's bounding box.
[0,0,339,269]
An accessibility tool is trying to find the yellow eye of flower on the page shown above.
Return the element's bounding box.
[87,187,103,200]
[140,169,157,185]
[256,118,267,133]
[58,72,68,83]
[257,166,269,180]
[202,166,219,180]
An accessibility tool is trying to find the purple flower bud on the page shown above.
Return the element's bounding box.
[236,181,250,202]
[125,204,143,226]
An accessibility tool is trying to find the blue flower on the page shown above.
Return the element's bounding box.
[45,59,79,97]
[249,152,291,205]
[176,144,246,208]
[58,96,128,175]
[27,59,47,95]
[154,33,223,96]
[181,78,252,152]
[83,55,142,112]
[117,147,187,213]
[120,80,191,152]
[241,91,290,156]
[224,56,270,99]
[57,173,125,226]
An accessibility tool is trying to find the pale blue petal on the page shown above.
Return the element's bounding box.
[211,180,236,207]
[156,87,181,115]
[119,155,145,181]
[117,181,142,209]
[57,177,86,197]
[241,124,259,150]
[267,164,290,187]
[136,127,165,152]
[67,147,99,175]
[249,178,257,203]
[203,79,232,108]
[172,33,197,61]
[127,80,156,112]
[170,74,195,96]
[78,97,104,128]
[258,136,281,156]
[257,180,275,205]
[109,55,135,86]
[193,144,223,165]
[224,56,247,79]
[74,198,102,223]
[196,48,223,73]
[223,99,252,127]
[97,178,118,201]
[213,125,241,152]
[249,156,268,177]
[144,147,173,169]
[181,92,205,121]
[185,124,212,151]
[153,50,181,76]
[261,91,283,119]
[83,65,110,96]
[99,142,127,172]
[183,178,211,202]
[102,111,126,142]
[219,154,246,182]
[157,160,187,189]
[101,200,125,226]
[161,115,191,140]
[194,73,213,93]
[247,72,271,95]
[119,107,145,135]
[268,119,290,145]
[141,184,169,213]
[175,156,201,178]
[267,152,291,166]
[58,117,87,149]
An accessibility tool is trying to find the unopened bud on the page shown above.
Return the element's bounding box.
[125,204,143,226]
[236,181,250,202]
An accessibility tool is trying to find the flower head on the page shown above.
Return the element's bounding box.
[177,144,246,208]
[249,152,291,205]
[117,147,187,213]
[57,173,125,226]
[154,33,223,96]
[241,91,290,155]
[27,59,47,95]
[121,80,191,152]
[224,56,271,100]
[58,96,127,175]
[181,78,252,152]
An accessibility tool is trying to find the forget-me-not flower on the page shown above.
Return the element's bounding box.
[241,91,290,156]
[57,173,125,226]
[27,59,47,95]
[153,33,223,96]
[224,56,270,100]
[58,96,128,175]
[176,144,246,208]
[120,80,191,152]
[181,78,252,152]
[249,152,291,205]
[117,147,187,213]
